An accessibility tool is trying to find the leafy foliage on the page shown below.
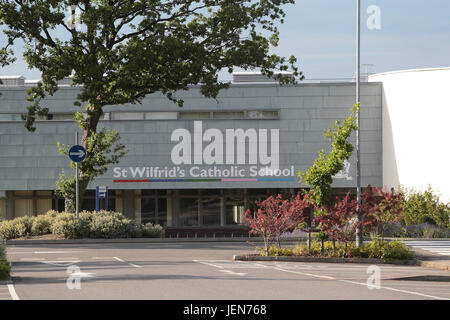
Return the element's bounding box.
[298,104,359,206]
[0,210,165,240]
[55,128,126,212]
[258,238,413,260]
[400,186,450,229]
[358,185,404,239]
[0,0,301,210]
[314,192,357,256]
[244,193,311,254]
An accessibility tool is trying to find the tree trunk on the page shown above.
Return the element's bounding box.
[355,213,364,247]
[64,103,102,212]
[307,229,311,253]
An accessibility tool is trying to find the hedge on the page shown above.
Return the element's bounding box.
[0,210,165,240]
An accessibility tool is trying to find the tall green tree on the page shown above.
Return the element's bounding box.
[0,0,301,211]
[298,103,359,249]
[298,104,359,206]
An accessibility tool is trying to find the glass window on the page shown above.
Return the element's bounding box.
[141,198,156,224]
[247,189,267,196]
[179,198,199,226]
[200,189,220,196]
[156,189,167,196]
[225,189,245,225]
[157,198,167,226]
[82,198,96,211]
[50,114,74,120]
[0,114,22,121]
[141,189,156,196]
[112,112,144,120]
[201,197,221,226]
[52,198,65,212]
[179,189,198,196]
[0,114,12,121]
[145,112,178,120]
[212,111,245,119]
[247,110,279,119]
[226,200,245,225]
[179,112,211,120]
[14,191,33,196]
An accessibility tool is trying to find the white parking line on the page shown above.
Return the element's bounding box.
[196,260,449,300]
[219,270,247,276]
[113,257,142,268]
[8,251,81,255]
[7,284,19,300]
[340,279,449,301]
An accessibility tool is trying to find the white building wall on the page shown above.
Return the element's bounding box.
[369,67,450,202]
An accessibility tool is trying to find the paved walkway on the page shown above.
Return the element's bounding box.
[405,240,450,256]
[404,240,450,272]
[0,282,15,300]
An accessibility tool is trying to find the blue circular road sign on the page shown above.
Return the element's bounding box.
[69,145,87,162]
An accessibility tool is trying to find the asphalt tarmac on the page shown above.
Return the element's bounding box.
[4,241,450,300]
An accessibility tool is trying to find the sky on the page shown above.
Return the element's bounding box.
[1,0,450,81]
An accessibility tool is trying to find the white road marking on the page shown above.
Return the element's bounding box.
[340,279,449,300]
[70,271,96,278]
[193,260,224,269]
[219,270,247,276]
[269,264,449,300]
[113,257,142,268]
[40,260,80,267]
[20,258,45,261]
[7,284,19,300]
[197,260,449,300]
[8,251,80,255]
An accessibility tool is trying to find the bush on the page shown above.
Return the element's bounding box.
[0,220,27,240]
[50,212,79,239]
[402,186,450,228]
[0,210,166,240]
[0,244,11,280]
[352,238,413,261]
[0,257,11,280]
[89,211,141,238]
[422,225,450,239]
[31,214,53,236]
[142,223,164,238]
[291,241,348,257]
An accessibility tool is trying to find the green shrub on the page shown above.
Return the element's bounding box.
[422,225,450,239]
[266,245,293,256]
[89,211,140,238]
[0,220,27,239]
[1,210,166,240]
[77,211,95,238]
[352,238,413,261]
[142,223,164,238]
[291,241,348,257]
[0,244,10,280]
[0,257,11,280]
[50,212,79,239]
[402,186,450,228]
[31,214,53,236]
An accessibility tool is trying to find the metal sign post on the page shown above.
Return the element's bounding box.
[95,186,108,212]
[69,132,86,219]
[75,132,79,219]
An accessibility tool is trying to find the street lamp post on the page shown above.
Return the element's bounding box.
[355,0,362,247]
